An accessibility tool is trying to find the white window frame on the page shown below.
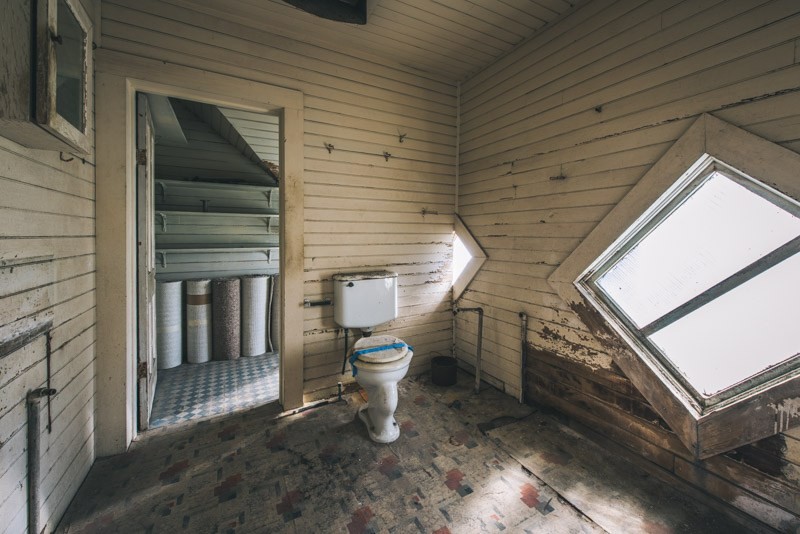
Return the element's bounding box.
[548,114,800,458]
[577,155,800,410]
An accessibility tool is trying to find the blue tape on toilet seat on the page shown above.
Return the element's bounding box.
[349,342,414,377]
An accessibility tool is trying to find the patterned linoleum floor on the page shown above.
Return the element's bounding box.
[58,372,745,533]
[150,352,279,429]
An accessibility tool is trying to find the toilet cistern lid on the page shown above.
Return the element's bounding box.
[351,335,411,364]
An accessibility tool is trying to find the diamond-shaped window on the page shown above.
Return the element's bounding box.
[548,115,800,458]
[580,157,800,407]
[452,215,487,301]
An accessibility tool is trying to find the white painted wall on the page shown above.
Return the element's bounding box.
[457,0,800,397]
[98,0,457,399]
[0,140,96,534]
[0,0,97,526]
[0,0,98,528]
[457,0,800,525]
[3,0,798,530]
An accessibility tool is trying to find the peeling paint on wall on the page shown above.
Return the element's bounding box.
[770,397,800,434]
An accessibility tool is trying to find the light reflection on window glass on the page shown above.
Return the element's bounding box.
[597,172,800,328]
[56,0,85,131]
[453,233,471,284]
[649,251,800,396]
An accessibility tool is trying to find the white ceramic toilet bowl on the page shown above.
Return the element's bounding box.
[350,335,413,443]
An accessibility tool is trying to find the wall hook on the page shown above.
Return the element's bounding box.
[59,152,74,162]
[324,142,334,153]
[550,164,567,181]
[383,151,391,161]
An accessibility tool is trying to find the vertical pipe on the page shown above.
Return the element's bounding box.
[27,388,56,534]
[451,311,457,359]
[27,393,41,534]
[453,307,484,394]
[45,333,52,432]
[454,81,460,215]
[519,312,528,404]
[474,309,483,394]
[452,82,461,358]
[341,328,349,375]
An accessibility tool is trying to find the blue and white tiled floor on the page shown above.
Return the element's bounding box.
[150,352,279,428]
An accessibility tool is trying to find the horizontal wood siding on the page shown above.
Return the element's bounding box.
[155,100,276,185]
[527,347,800,530]
[458,0,800,526]
[0,44,97,534]
[220,109,280,166]
[154,0,576,84]
[101,0,457,397]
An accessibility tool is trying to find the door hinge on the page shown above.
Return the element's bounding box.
[136,149,147,166]
[137,361,147,379]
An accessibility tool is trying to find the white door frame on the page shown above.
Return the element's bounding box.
[95,50,305,456]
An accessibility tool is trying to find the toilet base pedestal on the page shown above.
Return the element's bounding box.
[358,405,400,443]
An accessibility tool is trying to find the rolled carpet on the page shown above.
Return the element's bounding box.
[212,277,241,360]
[186,279,212,363]
[241,275,268,356]
[156,280,183,369]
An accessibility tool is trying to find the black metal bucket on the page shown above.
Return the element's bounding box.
[431,356,458,386]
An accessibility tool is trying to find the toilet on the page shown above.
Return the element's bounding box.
[333,271,413,443]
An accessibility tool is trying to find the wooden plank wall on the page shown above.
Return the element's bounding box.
[527,347,800,530]
[457,0,800,527]
[100,0,457,398]
[220,109,281,167]
[155,100,275,185]
[0,4,97,533]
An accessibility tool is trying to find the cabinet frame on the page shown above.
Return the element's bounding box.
[35,0,93,153]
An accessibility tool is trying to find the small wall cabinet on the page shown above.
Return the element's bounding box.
[0,0,93,153]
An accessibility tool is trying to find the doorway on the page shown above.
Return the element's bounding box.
[136,92,284,430]
[94,57,304,455]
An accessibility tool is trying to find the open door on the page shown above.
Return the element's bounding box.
[136,93,157,430]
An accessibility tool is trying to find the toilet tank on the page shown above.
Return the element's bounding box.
[333,271,398,329]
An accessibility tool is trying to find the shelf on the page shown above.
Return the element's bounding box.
[154,179,278,214]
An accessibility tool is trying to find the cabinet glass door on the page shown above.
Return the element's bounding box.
[55,0,86,132]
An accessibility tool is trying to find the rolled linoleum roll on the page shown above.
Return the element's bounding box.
[186,279,212,364]
[156,281,183,369]
[241,275,268,356]
[212,277,241,361]
[271,274,281,353]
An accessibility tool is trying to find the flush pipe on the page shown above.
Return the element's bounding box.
[28,387,57,534]
[340,328,349,375]
[453,306,483,394]
[519,312,528,404]
[451,82,461,360]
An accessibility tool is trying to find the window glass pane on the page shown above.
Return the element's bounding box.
[648,251,800,396]
[56,0,85,131]
[453,233,471,283]
[596,172,800,327]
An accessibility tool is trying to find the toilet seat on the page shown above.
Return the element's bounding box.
[351,335,410,364]
[352,351,414,374]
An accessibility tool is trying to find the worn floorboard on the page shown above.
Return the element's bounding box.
[487,410,745,533]
[57,372,743,533]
